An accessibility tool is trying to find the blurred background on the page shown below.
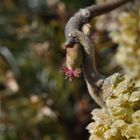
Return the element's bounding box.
[0,0,96,140]
[0,0,139,140]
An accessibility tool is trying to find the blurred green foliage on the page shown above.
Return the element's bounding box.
[0,0,96,140]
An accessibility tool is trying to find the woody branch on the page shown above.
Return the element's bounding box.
[64,0,136,108]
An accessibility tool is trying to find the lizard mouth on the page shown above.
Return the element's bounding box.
[62,66,81,81]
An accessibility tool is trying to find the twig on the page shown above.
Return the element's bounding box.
[64,0,135,108]
[65,0,134,47]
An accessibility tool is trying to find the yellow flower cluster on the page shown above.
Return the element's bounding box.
[110,8,140,86]
[87,73,140,140]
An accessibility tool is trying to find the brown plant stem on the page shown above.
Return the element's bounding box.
[74,28,106,108]
[64,0,136,108]
[65,0,134,47]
